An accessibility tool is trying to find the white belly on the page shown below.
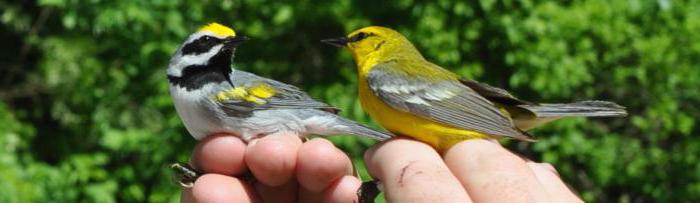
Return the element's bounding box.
[170,83,233,139]
[169,84,343,142]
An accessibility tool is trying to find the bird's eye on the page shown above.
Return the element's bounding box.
[350,32,371,42]
[202,36,212,42]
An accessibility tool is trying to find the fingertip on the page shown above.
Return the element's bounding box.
[323,176,361,203]
[444,139,528,173]
[535,162,558,175]
[189,174,258,203]
[363,137,436,178]
[297,138,352,192]
[363,137,470,202]
[362,136,404,175]
[193,134,247,175]
[444,139,547,202]
[528,162,583,202]
[245,135,302,186]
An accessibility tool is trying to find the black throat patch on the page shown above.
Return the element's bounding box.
[168,49,234,91]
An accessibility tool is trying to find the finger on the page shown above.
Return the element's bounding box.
[443,139,548,202]
[180,188,196,203]
[297,138,353,192]
[527,162,583,202]
[245,134,302,186]
[364,138,471,202]
[323,176,361,203]
[180,174,258,203]
[192,134,247,175]
[254,179,298,203]
[298,184,323,203]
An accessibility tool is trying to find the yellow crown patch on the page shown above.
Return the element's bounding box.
[199,23,236,37]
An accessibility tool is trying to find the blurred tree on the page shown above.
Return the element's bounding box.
[0,0,698,202]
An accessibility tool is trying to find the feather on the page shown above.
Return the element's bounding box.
[367,60,531,140]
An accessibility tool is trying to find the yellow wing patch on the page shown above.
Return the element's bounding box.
[248,84,276,98]
[214,84,277,105]
[199,23,236,38]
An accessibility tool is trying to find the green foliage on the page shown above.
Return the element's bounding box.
[1,0,698,202]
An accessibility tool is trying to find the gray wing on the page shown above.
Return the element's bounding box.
[218,70,338,117]
[459,79,530,106]
[367,62,530,140]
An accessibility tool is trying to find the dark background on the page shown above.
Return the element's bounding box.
[1,0,698,202]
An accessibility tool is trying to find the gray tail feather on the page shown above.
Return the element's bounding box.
[520,100,628,118]
[338,117,394,141]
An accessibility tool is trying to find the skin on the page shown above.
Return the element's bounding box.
[180,135,582,203]
[181,134,359,203]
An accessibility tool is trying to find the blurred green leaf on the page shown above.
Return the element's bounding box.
[0,0,698,202]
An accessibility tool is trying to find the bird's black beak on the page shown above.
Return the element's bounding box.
[321,37,349,48]
[224,35,249,47]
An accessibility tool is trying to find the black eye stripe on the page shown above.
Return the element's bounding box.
[181,36,224,55]
[349,32,373,43]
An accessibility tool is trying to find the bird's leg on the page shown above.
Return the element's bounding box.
[358,179,382,203]
[348,150,382,203]
[170,162,202,188]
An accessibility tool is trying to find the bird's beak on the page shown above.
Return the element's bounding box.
[321,37,349,48]
[224,35,249,47]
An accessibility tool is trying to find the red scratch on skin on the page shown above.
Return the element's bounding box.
[398,161,418,187]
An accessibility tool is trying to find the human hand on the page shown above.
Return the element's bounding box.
[364,138,583,202]
[180,134,361,203]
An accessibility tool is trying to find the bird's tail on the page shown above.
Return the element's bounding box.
[513,100,627,131]
[520,100,628,117]
[304,112,393,141]
[335,117,394,141]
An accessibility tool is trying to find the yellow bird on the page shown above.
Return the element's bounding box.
[322,26,627,151]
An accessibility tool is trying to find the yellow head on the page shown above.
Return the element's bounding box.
[167,22,248,80]
[198,22,237,38]
[322,26,423,68]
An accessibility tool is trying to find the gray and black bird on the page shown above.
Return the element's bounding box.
[167,23,390,148]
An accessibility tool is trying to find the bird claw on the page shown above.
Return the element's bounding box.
[357,179,381,203]
[170,162,202,188]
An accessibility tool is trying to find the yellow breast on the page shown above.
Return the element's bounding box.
[357,76,489,151]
